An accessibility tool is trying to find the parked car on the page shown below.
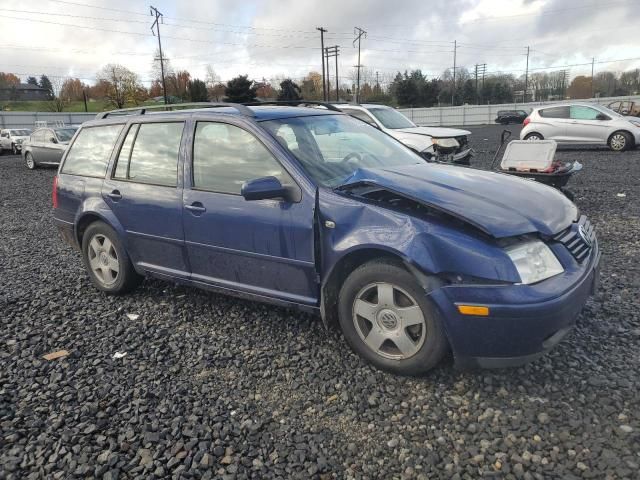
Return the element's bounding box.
[521,103,640,151]
[22,126,78,169]
[495,110,529,124]
[607,100,640,117]
[0,128,32,155]
[335,103,473,164]
[53,103,599,375]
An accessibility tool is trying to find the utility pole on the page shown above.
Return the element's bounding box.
[150,5,168,105]
[524,46,530,102]
[325,46,340,101]
[82,89,88,112]
[376,71,380,94]
[353,27,367,103]
[591,57,595,98]
[451,40,457,106]
[317,27,327,101]
[474,63,486,105]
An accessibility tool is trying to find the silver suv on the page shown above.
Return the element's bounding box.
[520,103,640,151]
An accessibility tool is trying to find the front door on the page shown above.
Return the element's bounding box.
[102,121,188,277]
[182,119,317,305]
[565,105,611,144]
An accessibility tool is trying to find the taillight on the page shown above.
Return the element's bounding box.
[52,175,59,208]
[523,117,531,126]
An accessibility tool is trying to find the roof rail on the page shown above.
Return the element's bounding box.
[95,102,255,120]
[243,100,342,112]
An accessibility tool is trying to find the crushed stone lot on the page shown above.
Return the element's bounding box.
[1,124,639,479]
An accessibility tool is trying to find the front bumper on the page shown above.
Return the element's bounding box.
[428,244,600,368]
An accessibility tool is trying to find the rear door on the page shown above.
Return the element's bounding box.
[182,118,317,305]
[102,120,188,278]
[537,106,570,141]
[565,105,611,144]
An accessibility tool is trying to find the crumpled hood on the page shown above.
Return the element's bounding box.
[339,164,577,238]
[396,126,471,138]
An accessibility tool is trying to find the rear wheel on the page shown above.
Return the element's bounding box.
[25,152,37,170]
[82,221,142,294]
[338,259,448,375]
[524,132,543,141]
[608,131,632,152]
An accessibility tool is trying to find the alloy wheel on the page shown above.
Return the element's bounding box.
[526,134,541,141]
[87,234,120,287]
[25,153,34,169]
[352,282,427,360]
[610,133,626,151]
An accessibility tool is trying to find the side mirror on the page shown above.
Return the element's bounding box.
[241,176,291,202]
[49,136,58,143]
[596,113,609,121]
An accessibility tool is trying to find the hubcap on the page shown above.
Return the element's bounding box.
[87,234,119,286]
[352,282,427,360]
[527,135,540,141]
[611,134,625,150]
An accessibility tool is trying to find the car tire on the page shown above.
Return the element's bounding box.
[82,221,142,294]
[337,259,448,376]
[11,144,18,155]
[524,132,544,141]
[608,131,632,152]
[25,152,37,170]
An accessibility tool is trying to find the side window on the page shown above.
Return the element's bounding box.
[114,122,184,186]
[570,106,601,120]
[344,109,377,126]
[539,106,569,119]
[61,125,123,177]
[193,122,291,195]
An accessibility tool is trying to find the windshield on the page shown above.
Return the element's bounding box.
[10,129,31,136]
[55,128,78,142]
[262,114,422,187]
[367,107,416,129]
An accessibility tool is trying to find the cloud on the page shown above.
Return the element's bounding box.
[0,0,637,88]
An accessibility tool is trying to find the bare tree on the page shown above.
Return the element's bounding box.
[97,64,143,108]
[45,77,69,112]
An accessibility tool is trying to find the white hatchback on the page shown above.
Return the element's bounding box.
[520,103,640,151]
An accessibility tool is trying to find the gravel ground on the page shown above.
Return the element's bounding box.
[1,125,639,479]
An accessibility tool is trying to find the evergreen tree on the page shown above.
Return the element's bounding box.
[277,79,302,101]
[188,79,208,102]
[223,75,257,103]
[26,76,38,86]
[39,75,54,99]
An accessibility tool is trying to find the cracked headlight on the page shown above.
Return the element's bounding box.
[505,240,564,284]
[431,137,459,148]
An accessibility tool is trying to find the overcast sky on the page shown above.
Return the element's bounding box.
[1,0,638,87]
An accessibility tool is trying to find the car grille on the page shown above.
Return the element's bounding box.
[553,215,596,263]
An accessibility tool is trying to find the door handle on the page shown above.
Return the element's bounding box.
[185,203,206,213]
[107,190,122,200]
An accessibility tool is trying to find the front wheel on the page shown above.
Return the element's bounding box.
[82,221,142,294]
[25,152,37,170]
[608,131,632,152]
[338,259,448,375]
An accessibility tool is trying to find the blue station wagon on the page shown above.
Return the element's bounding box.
[52,102,600,375]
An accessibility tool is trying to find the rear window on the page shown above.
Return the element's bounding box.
[61,125,123,177]
[113,122,184,186]
[539,106,569,119]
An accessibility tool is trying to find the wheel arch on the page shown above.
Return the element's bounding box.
[320,246,441,329]
[608,130,635,149]
[74,208,127,251]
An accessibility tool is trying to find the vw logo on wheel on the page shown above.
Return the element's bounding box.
[578,225,592,247]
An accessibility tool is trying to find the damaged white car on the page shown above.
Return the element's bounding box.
[336,103,473,165]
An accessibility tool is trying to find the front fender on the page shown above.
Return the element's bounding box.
[319,189,519,284]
